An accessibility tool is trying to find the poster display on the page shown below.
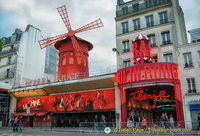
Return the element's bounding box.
[17,89,115,112]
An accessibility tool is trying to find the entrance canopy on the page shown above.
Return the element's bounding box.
[9,74,115,98]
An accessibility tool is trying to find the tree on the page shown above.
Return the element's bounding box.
[0,38,4,50]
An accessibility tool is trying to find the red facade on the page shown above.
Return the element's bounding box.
[17,89,115,112]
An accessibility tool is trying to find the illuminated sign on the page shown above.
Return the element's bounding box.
[116,63,180,86]
[132,34,152,65]
[25,72,80,87]
[130,90,170,102]
[12,89,47,98]
[55,72,79,81]
[25,77,48,86]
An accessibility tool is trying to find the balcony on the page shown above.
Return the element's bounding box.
[162,40,171,45]
[116,0,170,17]
[184,62,193,68]
[123,48,130,52]
[122,28,129,33]
[134,25,140,30]
[146,22,154,27]
[160,18,168,24]
[0,47,18,56]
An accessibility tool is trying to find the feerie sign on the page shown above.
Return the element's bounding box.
[116,63,180,86]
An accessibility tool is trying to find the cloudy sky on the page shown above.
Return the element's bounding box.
[0,0,200,74]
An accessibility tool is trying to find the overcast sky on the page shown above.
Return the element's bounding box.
[0,0,200,74]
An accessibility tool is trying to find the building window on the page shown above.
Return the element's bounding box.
[132,3,139,12]
[122,22,129,33]
[161,31,170,45]
[146,15,154,27]
[163,53,172,62]
[145,0,157,8]
[123,60,131,68]
[133,19,140,30]
[122,41,130,52]
[122,7,128,15]
[152,55,158,63]
[147,35,156,47]
[183,53,193,67]
[187,78,196,93]
[158,0,166,4]
[159,11,168,24]
[8,56,11,64]
[6,69,10,78]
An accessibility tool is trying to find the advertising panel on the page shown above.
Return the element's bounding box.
[17,89,115,112]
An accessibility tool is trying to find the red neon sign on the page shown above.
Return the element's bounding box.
[130,90,170,102]
[132,34,152,65]
[115,63,180,86]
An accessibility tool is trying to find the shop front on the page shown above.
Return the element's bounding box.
[116,62,184,128]
[115,34,184,128]
[10,74,116,128]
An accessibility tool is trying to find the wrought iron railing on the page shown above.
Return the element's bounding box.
[116,0,170,17]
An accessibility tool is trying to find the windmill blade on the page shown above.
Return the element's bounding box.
[39,33,67,49]
[57,5,72,31]
[71,36,86,65]
[74,18,103,34]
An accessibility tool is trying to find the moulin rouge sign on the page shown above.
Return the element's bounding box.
[116,34,180,86]
[116,63,180,86]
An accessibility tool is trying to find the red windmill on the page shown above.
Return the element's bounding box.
[39,5,103,79]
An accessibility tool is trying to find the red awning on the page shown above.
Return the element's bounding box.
[36,112,48,116]
[11,112,37,116]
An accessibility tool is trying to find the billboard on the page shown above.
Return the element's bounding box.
[17,89,115,112]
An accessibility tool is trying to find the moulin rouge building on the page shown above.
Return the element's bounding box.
[9,4,184,128]
[9,33,185,128]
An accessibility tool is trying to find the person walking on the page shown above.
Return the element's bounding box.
[8,117,12,128]
[93,115,98,130]
[13,116,18,132]
[100,115,106,130]
[160,113,164,129]
[16,116,22,132]
[142,116,147,130]
[164,113,169,129]
[169,114,175,129]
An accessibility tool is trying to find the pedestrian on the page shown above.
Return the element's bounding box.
[164,113,169,129]
[13,116,18,132]
[138,114,143,129]
[169,114,175,129]
[142,116,147,130]
[100,115,106,130]
[134,113,139,128]
[8,117,12,128]
[198,113,200,130]
[16,116,22,132]
[93,115,98,130]
[127,115,133,128]
[160,113,164,129]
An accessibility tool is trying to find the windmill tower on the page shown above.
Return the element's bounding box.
[39,5,103,79]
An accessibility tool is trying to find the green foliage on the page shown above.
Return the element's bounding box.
[0,38,4,50]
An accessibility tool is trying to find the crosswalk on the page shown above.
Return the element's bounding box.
[0,133,43,136]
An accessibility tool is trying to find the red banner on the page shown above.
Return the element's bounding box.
[17,89,115,112]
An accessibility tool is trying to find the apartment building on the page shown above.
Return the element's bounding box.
[115,0,187,69]
[178,40,200,129]
[0,24,58,88]
[115,0,198,128]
